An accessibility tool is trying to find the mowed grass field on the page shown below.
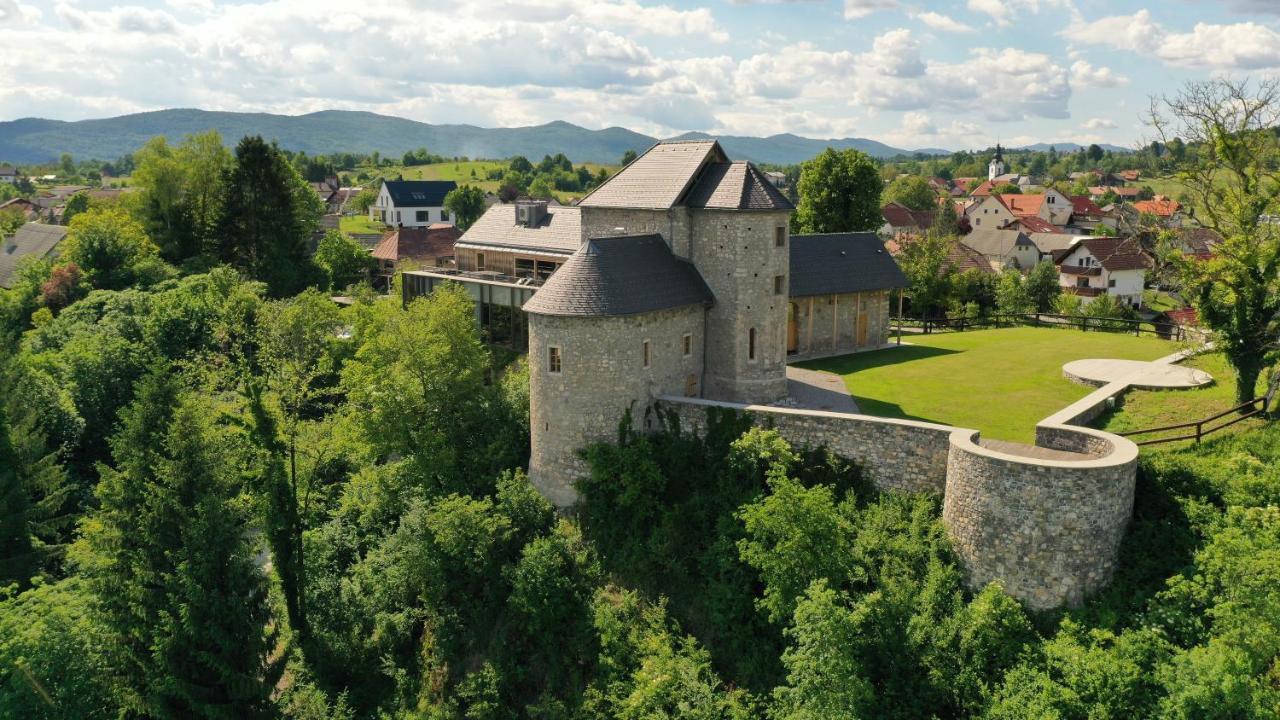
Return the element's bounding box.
[1096,352,1270,446]
[799,327,1174,443]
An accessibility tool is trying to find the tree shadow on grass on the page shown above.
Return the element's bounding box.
[795,343,963,377]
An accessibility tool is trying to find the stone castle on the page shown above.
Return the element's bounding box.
[403,138,1142,611]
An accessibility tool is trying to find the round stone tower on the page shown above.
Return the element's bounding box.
[524,235,711,507]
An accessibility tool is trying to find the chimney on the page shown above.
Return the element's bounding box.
[515,199,549,228]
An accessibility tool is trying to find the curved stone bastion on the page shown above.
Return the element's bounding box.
[658,395,1140,611]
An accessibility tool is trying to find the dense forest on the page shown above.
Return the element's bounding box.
[4,84,1280,717]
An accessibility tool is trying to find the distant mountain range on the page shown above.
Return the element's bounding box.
[0,109,1129,166]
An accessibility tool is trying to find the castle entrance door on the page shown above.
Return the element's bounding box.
[787,303,799,353]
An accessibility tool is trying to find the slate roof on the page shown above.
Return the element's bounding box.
[454,204,581,255]
[522,234,713,316]
[685,161,794,211]
[577,140,727,209]
[372,224,460,263]
[1058,236,1151,272]
[382,180,457,207]
[0,223,68,289]
[789,233,907,297]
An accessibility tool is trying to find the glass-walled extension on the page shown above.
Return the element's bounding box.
[401,269,542,351]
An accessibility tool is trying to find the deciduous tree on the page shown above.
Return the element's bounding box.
[793,148,884,233]
[444,184,487,230]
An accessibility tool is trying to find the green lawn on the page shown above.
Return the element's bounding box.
[1143,289,1185,313]
[798,327,1174,443]
[339,215,386,235]
[1096,352,1269,446]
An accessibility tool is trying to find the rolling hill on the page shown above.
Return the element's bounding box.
[0,109,951,166]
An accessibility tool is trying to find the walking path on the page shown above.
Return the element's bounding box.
[1063,358,1213,389]
[775,366,860,414]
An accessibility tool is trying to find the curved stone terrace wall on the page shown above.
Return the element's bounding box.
[658,393,1140,611]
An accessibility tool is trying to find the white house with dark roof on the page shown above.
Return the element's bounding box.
[369,179,458,228]
[0,166,17,184]
[1054,236,1150,308]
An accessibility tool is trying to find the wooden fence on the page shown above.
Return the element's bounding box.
[893,312,1191,341]
[1116,396,1271,446]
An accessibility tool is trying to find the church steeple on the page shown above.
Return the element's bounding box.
[988,142,1006,181]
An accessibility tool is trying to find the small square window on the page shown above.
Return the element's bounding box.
[682,333,692,357]
[416,210,428,222]
[774,275,785,295]
[1108,278,1116,288]
[642,339,650,368]
[548,346,561,374]
[774,227,785,247]
[440,209,450,221]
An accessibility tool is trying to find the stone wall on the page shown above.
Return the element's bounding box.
[943,428,1137,610]
[660,396,954,495]
[657,395,1139,610]
[528,305,705,506]
[690,210,791,404]
[578,207,692,258]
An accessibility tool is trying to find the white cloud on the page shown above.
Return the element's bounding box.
[967,0,1066,28]
[910,10,975,33]
[843,0,899,20]
[1083,117,1117,130]
[0,0,41,25]
[1070,60,1128,88]
[1062,10,1280,70]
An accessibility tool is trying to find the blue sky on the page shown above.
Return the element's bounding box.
[1,0,1277,150]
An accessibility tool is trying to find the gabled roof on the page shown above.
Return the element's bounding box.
[970,180,997,197]
[1057,236,1150,272]
[1132,198,1181,216]
[371,224,460,263]
[999,193,1043,217]
[522,234,713,316]
[1177,227,1223,255]
[950,241,997,274]
[577,140,727,209]
[455,204,581,255]
[881,202,934,231]
[1007,215,1060,234]
[381,180,457,208]
[0,166,16,177]
[0,223,68,289]
[790,233,907,296]
[685,161,794,211]
[962,228,1036,257]
[1070,196,1103,216]
[1028,232,1080,254]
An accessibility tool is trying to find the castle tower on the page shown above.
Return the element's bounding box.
[988,142,1006,181]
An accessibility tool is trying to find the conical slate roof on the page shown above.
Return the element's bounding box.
[522,235,713,317]
[685,161,794,211]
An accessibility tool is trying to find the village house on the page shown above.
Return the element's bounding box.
[880,202,934,237]
[453,200,579,279]
[0,223,68,289]
[371,223,460,287]
[369,179,458,228]
[0,166,18,184]
[1054,236,1150,308]
[0,197,40,221]
[956,227,1042,271]
[1131,197,1183,227]
[1089,186,1141,203]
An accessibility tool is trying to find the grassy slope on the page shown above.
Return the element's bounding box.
[354,161,619,203]
[339,215,385,235]
[1096,351,1270,445]
[799,327,1173,443]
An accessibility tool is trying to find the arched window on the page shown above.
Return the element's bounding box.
[748,327,756,361]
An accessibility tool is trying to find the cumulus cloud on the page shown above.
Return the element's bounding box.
[967,0,1066,28]
[1083,117,1117,130]
[1070,60,1128,88]
[910,10,975,33]
[1062,10,1280,70]
[843,0,899,20]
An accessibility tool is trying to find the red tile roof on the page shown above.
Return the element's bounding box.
[1070,196,1104,216]
[1057,236,1151,272]
[1132,198,1181,217]
[970,180,996,197]
[1007,215,1060,233]
[999,193,1043,217]
[882,202,934,231]
[371,224,460,263]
